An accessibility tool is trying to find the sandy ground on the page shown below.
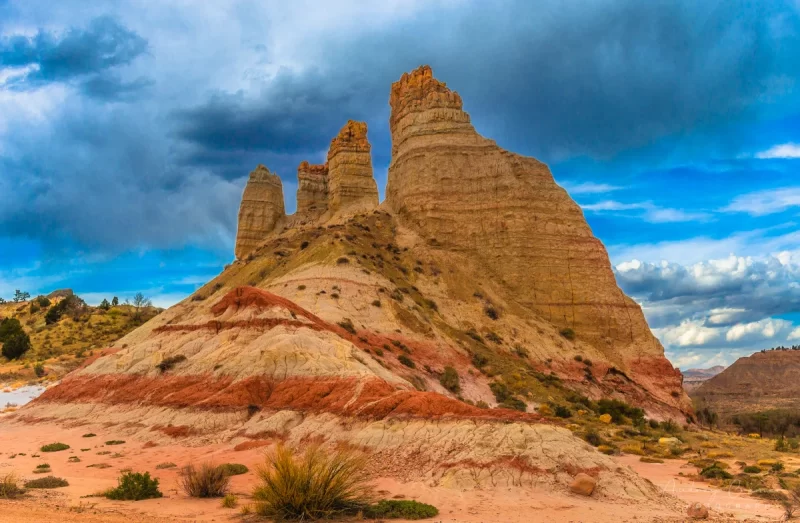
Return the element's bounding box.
[0,420,786,522]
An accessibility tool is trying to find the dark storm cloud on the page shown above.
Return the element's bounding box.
[172,0,800,169]
[0,15,148,99]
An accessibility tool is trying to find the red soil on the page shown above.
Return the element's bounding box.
[34,373,543,424]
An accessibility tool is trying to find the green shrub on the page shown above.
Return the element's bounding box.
[484,306,499,320]
[82,433,96,438]
[439,366,460,393]
[553,405,572,419]
[156,354,186,372]
[105,471,163,500]
[583,430,602,447]
[33,362,45,377]
[105,440,125,445]
[595,399,645,425]
[337,319,357,335]
[744,465,762,474]
[24,476,69,488]
[1,331,31,360]
[253,443,372,520]
[217,463,249,476]
[180,463,230,498]
[40,443,70,452]
[700,464,733,480]
[221,493,238,508]
[398,355,415,368]
[559,328,575,340]
[364,499,439,519]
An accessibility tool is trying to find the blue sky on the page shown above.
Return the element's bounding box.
[1,0,800,369]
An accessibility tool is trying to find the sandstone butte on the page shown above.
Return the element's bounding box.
[14,65,692,506]
[693,349,800,417]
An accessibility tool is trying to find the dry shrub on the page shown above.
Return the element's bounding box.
[0,472,22,498]
[179,463,230,498]
[253,443,372,520]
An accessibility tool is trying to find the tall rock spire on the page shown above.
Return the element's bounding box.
[326,120,379,215]
[385,65,684,410]
[234,164,285,259]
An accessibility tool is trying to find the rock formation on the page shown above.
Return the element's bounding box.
[296,161,329,219]
[326,120,379,215]
[15,65,695,513]
[234,164,286,260]
[693,350,800,416]
[386,66,685,411]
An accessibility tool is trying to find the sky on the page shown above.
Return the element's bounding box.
[1,0,800,370]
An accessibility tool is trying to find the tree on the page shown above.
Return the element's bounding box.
[45,306,61,325]
[111,296,119,307]
[2,331,31,360]
[13,290,30,303]
[132,293,152,320]
[0,318,24,342]
[99,299,111,311]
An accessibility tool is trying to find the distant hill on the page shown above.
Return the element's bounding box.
[0,291,161,383]
[692,349,800,417]
[682,365,725,392]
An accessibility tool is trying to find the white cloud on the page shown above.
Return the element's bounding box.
[653,320,721,347]
[560,182,623,194]
[581,200,710,223]
[725,318,792,342]
[722,187,800,216]
[755,143,800,159]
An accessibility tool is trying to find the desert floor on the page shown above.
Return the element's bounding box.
[0,421,786,523]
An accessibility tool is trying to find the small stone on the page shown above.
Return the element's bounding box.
[687,502,709,519]
[569,473,596,496]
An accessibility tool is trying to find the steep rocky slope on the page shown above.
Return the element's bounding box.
[16,66,690,503]
[693,350,800,416]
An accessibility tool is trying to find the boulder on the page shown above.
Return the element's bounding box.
[569,473,597,496]
[687,502,709,519]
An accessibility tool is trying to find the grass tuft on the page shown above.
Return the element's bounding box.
[364,499,439,520]
[217,463,249,476]
[0,472,22,498]
[253,443,373,520]
[179,463,230,498]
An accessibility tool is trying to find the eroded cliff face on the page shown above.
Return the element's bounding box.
[327,120,379,215]
[296,161,329,219]
[385,66,686,411]
[234,165,286,260]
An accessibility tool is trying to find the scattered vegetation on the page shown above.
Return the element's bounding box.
[40,442,70,452]
[398,354,415,368]
[0,472,22,498]
[439,366,460,393]
[559,328,575,340]
[156,354,187,372]
[105,440,125,445]
[364,500,439,520]
[104,471,163,501]
[217,463,249,476]
[155,462,176,469]
[179,463,230,498]
[337,319,357,335]
[24,476,69,488]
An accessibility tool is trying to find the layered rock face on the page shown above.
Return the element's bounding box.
[387,67,652,351]
[326,120,379,214]
[234,165,286,259]
[296,161,329,219]
[386,65,686,410]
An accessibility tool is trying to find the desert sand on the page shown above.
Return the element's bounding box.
[0,420,786,522]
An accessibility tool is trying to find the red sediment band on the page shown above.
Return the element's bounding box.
[34,374,543,423]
